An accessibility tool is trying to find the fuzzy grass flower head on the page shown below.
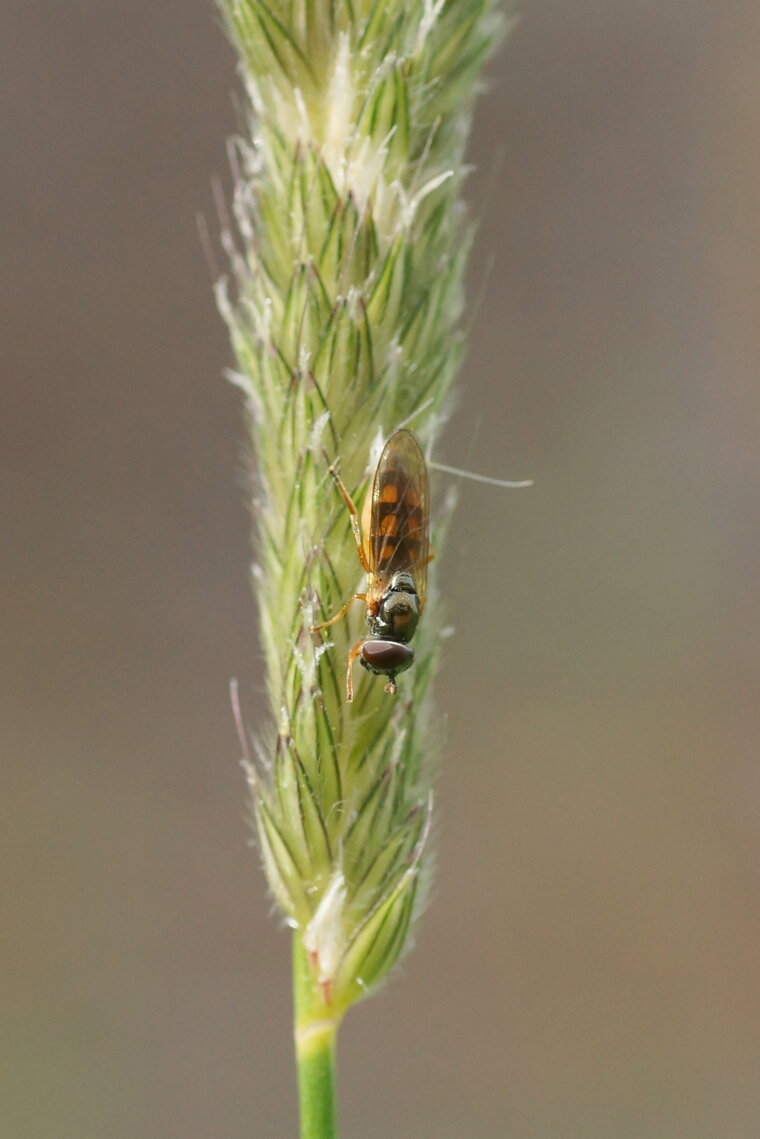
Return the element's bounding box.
[215,0,507,1130]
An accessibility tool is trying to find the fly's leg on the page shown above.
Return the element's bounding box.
[310,593,366,634]
[345,639,366,703]
[328,464,371,574]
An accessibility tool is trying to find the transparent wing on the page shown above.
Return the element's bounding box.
[369,429,430,605]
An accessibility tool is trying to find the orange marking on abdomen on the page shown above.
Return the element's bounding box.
[379,514,398,536]
[379,543,396,561]
[380,483,399,503]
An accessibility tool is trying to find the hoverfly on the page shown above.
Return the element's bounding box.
[311,428,430,702]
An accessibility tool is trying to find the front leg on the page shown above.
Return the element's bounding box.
[345,638,366,703]
[310,593,366,634]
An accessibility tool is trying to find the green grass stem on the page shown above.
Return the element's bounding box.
[293,933,340,1139]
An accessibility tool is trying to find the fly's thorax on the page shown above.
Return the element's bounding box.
[368,572,420,643]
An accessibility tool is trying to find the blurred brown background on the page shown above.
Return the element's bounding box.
[4,1,760,1136]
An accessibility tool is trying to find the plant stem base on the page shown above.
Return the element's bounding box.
[293,934,340,1139]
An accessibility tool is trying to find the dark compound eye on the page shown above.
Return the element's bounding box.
[360,640,414,675]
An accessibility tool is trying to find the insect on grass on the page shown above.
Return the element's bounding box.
[311,428,431,702]
[216,0,512,1130]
